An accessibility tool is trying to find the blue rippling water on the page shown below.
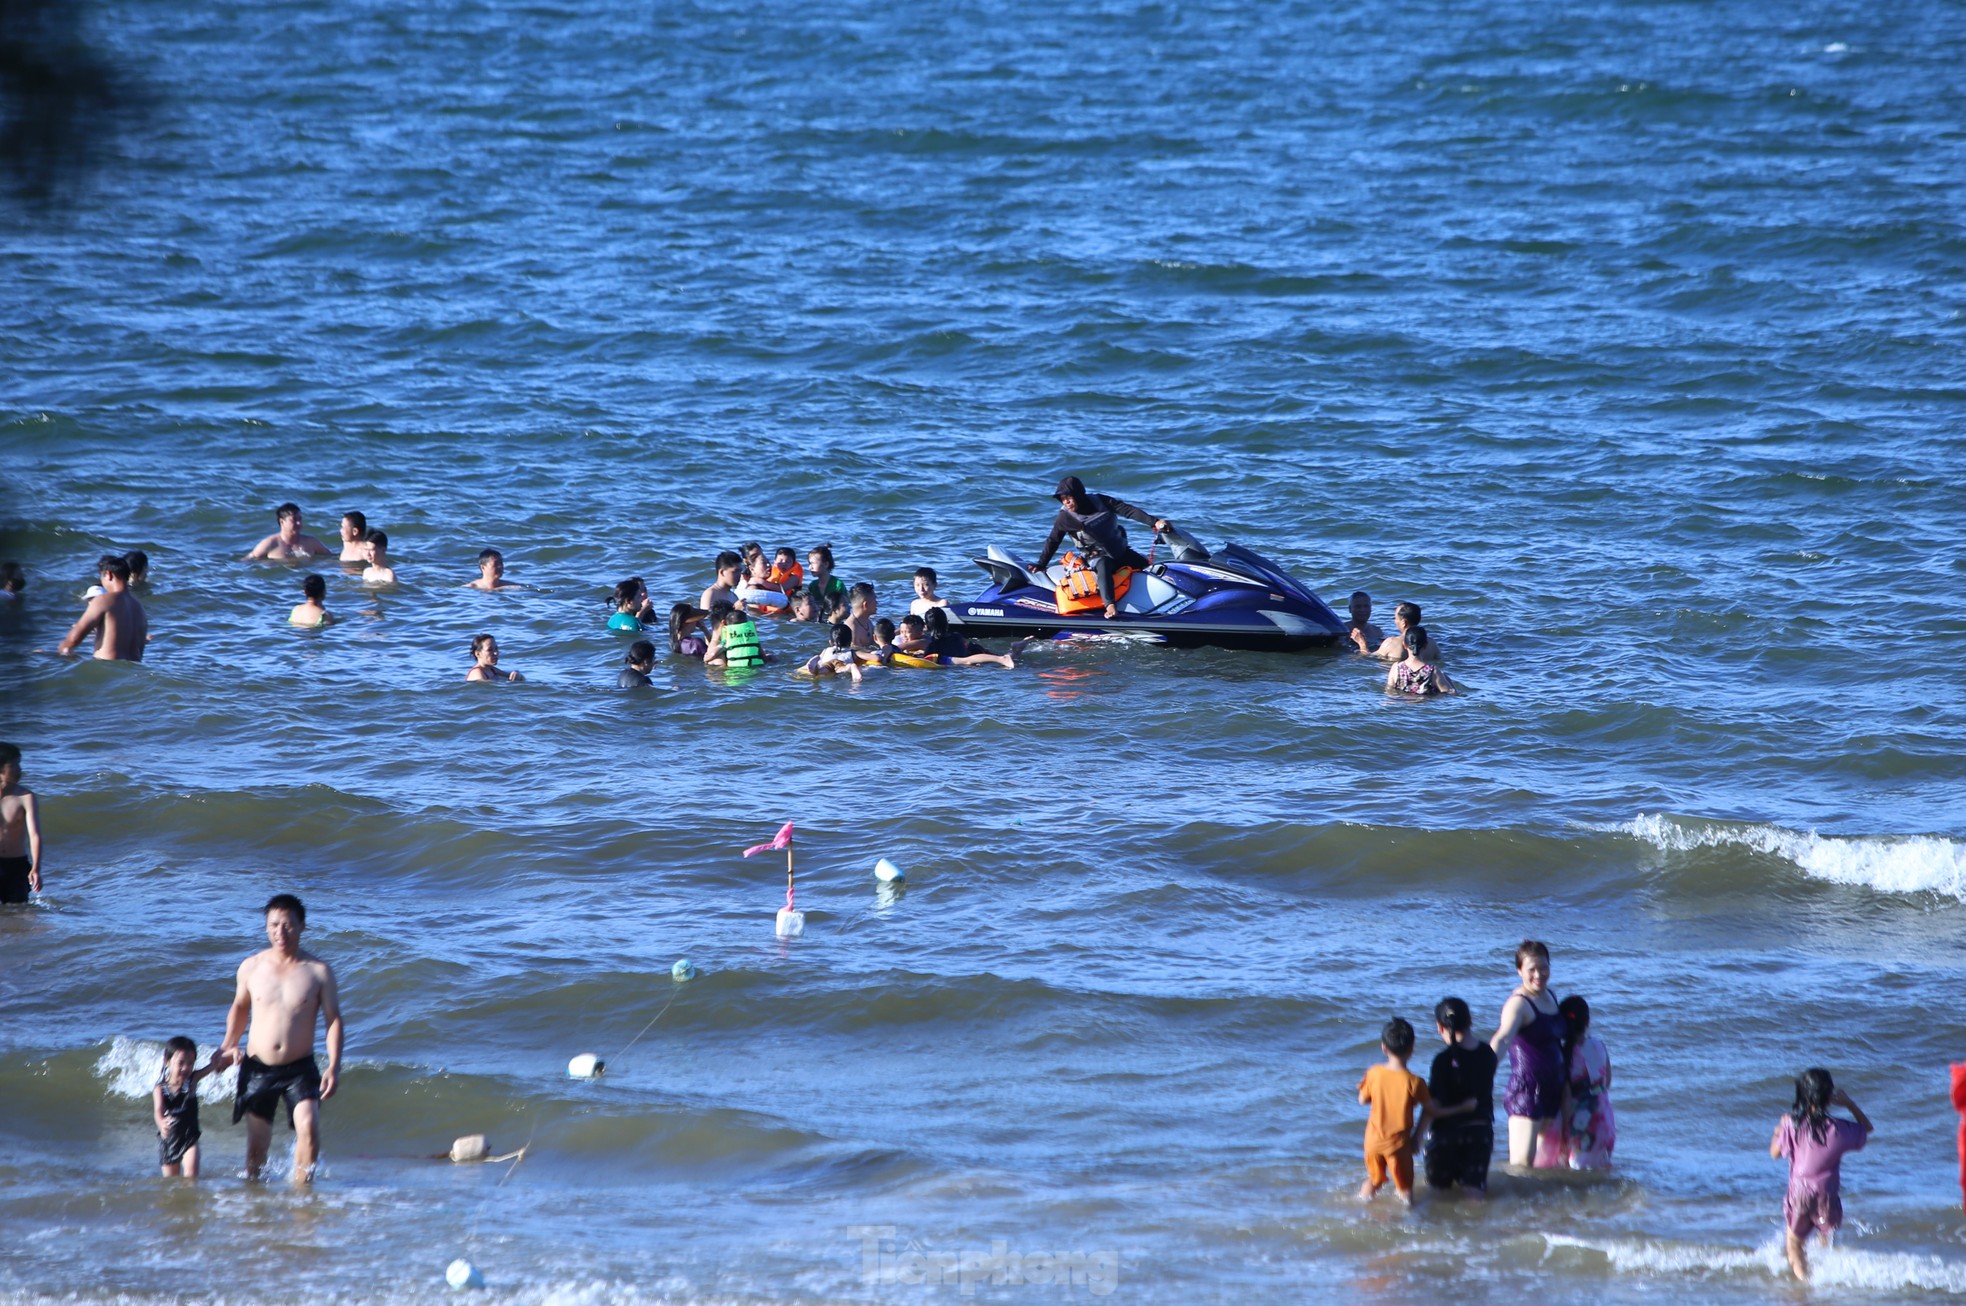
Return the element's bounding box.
[3,0,1966,1302]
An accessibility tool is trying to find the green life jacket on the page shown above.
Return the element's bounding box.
[721,619,763,668]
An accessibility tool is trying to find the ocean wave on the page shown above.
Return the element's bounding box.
[91,1034,237,1100]
[1544,1232,1966,1292]
[1622,813,1966,900]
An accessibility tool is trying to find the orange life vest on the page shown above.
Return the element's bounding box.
[1052,551,1133,614]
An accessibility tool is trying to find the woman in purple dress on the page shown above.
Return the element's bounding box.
[1490,939,1565,1167]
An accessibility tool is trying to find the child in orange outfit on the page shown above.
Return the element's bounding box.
[767,547,804,593]
[1358,1017,1434,1204]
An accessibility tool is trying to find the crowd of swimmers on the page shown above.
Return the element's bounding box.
[9,496,1463,701]
[599,543,1019,687]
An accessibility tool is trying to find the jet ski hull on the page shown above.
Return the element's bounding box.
[948,538,1348,653]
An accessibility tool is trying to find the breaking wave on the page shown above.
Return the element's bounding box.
[1623,814,1966,900]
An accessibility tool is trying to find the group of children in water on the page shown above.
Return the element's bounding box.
[598,541,1020,687]
[1359,939,1872,1281]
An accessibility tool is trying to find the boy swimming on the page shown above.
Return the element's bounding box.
[846,582,878,649]
[701,551,742,611]
[337,511,369,562]
[361,531,397,586]
[909,566,949,617]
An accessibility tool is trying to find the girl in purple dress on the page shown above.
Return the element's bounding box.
[1490,940,1565,1167]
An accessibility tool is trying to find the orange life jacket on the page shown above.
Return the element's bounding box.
[1052,551,1133,614]
[768,561,805,588]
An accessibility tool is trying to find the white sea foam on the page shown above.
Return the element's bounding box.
[1542,1232,1767,1278]
[1544,1232,1966,1291]
[1623,813,1966,900]
[92,1034,237,1100]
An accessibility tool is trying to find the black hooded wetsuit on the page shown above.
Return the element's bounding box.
[1032,493,1158,606]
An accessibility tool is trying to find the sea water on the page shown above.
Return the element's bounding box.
[3,0,1964,1301]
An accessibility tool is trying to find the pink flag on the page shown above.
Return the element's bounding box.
[743,822,795,858]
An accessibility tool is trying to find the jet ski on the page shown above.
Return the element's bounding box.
[948,527,1348,652]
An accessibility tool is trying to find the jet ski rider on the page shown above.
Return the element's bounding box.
[1029,476,1172,619]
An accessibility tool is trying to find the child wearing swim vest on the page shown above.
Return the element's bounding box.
[1771,1068,1872,1281]
[768,547,804,593]
[706,604,765,670]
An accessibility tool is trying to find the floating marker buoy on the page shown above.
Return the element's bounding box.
[446,1258,483,1290]
[775,907,805,937]
[449,1134,488,1163]
[671,958,696,981]
[874,857,904,883]
[567,1053,605,1079]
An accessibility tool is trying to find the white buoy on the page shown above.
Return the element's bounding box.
[671,958,696,981]
[775,907,805,937]
[874,857,905,883]
[567,1053,605,1079]
[446,1258,483,1290]
[449,1134,488,1163]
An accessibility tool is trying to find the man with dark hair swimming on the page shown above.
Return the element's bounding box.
[245,503,332,561]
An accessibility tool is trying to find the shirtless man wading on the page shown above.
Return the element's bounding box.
[218,894,344,1183]
[56,554,146,661]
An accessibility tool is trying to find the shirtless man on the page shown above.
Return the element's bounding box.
[0,743,44,903]
[245,503,333,561]
[1344,591,1386,655]
[337,510,369,562]
[56,555,147,660]
[467,548,521,591]
[218,894,344,1183]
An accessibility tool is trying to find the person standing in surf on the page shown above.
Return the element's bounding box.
[1771,1068,1871,1281]
[216,894,344,1184]
[1028,476,1172,620]
[1490,940,1564,1168]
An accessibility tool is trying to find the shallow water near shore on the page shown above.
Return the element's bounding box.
[4,0,1966,1301]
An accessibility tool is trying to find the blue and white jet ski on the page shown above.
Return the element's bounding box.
[948,527,1347,652]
